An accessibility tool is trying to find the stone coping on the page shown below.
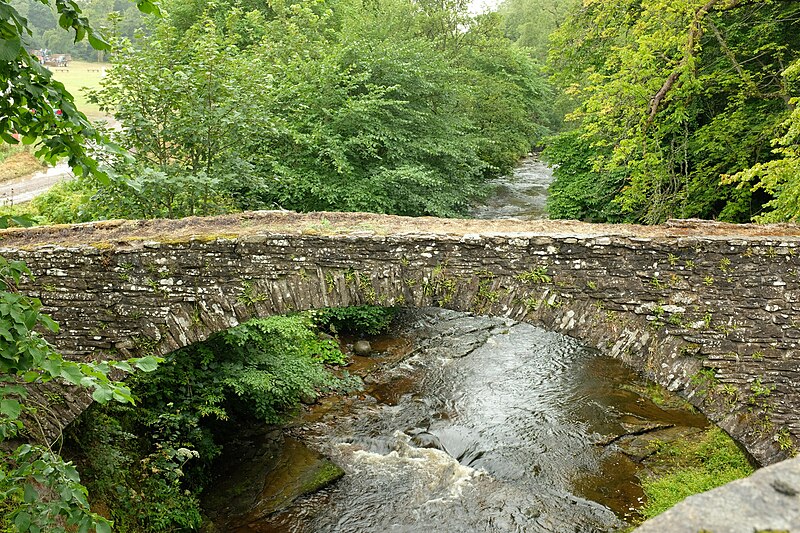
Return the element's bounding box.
[1,211,800,249]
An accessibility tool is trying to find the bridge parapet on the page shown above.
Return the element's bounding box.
[2,211,800,464]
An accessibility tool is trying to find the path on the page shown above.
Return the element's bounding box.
[0,162,73,205]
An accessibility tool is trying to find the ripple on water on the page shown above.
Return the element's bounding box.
[214,309,708,532]
[471,157,554,220]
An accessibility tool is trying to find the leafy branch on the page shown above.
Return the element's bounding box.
[0,257,160,532]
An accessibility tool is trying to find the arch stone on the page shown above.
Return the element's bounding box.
[3,211,800,466]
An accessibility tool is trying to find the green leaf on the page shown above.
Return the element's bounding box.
[14,510,31,531]
[137,0,161,15]
[0,36,22,61]
[111,388,134,404]
[0,131,18,144]
[39,314,59,333]
[22,370,40,382]
[0,399,21,419]
[96,520,112,533]
[110,360,133,373]
[88,31,111,51]
[22,483,37,504]
[91,387,113,403]
[60,363,86,385]
[133,355,161,372]
[40,357,62,379]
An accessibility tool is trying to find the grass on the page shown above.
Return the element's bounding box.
[0,144,46,183]
[639,427,754,520]
[49,61,111,122]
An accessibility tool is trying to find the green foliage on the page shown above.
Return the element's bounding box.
[42,0,551,221]
[11,0,150,61]
[726,60,800,222]
[546,0,800,223]
[0,256,161,532]
[29,179,100,224]
[311,306,397,336]
[543,130,627,221]
[85,18,261,218]
[516,266,551,284]
[212,316,354,421]
[72,314,355,531]
[69,410,205,532]
[0,0,159,184]
[498,0,578,62]
[640,427,754,519]
[0,445,112,533]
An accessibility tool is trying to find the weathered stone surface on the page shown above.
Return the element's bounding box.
[634,456,800,532]
[1,211,799,465]
[353,340,372,356]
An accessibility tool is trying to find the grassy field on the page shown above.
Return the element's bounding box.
[49,61,111,122]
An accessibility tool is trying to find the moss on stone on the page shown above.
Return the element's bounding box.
[299,460,345,495]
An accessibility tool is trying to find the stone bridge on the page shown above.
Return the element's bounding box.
[3,211,800,467]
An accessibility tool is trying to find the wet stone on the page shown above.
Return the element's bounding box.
[616,426,705,462]
[353,340,372,356]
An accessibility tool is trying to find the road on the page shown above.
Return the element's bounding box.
[0,163,73,206]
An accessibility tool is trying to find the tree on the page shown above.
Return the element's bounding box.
[545,0,800,223]
[497,0,577,61]
[53,0,551,221]
[0,0,159,181]
[87,17,264,218]
[726,59,800,222]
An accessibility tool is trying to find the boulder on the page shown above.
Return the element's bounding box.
[634,456,800,532]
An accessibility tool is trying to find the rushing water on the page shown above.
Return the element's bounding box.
[470,157,554,220]
[207,311,708,532]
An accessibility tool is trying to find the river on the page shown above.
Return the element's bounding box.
[202,159,709,532]
[470,157,553,220]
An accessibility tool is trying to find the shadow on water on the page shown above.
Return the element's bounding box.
[204,310,709,532]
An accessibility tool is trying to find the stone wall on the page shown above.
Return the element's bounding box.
[2,212,799,464]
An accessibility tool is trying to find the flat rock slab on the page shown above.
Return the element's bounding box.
[634,456,800,532]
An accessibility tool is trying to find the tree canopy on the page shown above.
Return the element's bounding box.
[31,0,551,221]
[544,0,800,223]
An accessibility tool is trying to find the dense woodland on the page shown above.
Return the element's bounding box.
[9,0,800,225]
[1,0,799,531]
[21,0,552,221]
[542,0,800,224]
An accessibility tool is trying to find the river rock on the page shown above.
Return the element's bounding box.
[616,426,703,462]
[353,340,372,356]
[202,434,344,526]
[634,456,800,532]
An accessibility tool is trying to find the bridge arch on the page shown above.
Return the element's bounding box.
[3,211,800,465]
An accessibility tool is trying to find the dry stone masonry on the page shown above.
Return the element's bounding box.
[2,211,800,466]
